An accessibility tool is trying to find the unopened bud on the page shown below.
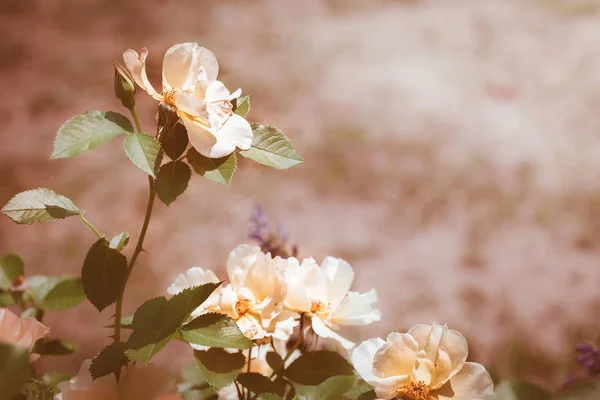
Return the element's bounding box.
[113,61,136,109]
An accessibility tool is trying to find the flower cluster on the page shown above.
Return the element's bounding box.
[168,244,381,348]
[352,323,494,400]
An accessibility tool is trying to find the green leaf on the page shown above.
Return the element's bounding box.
[260,395,284,400]
[51,111,132,159]
[239,124,303,170]
[2,188,81,225]
[90,342,128,379]
[124,133,161,178]
[81,238,128,312]
[232,96,250,118]
[0,341,32,398]
[156,160,192,206]
[344,380,375,400]
[162,122,189,160]
[237,372,280,396]
[26,275,86,310]
[493,381,552,400]
[295,376,357,400]
[187,148,237,185]
[126,283,221,362]
[179,313,252,350]
[266,351,283,372]
[109,232,129,251]
[284,351,354,385]
[194,348,245,388]
[0,254,24,290]
[32,338,77,356]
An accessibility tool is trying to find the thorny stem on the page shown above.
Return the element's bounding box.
[113,107,157,346]
[80,214,104,239]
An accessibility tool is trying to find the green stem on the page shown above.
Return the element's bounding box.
[130,108,143,133]
[113,107,156,345]
[80,214,103,239]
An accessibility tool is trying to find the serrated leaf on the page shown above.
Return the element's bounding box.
[162,122,189,160]
[493,381,552,400]
[109,232,129,252]
[0,254,24,290]
[284,351,354,385]
[156,161,191,205]
[344,380,375,400]
[81,238,128,312]
[124,133,161,177]
[232,96,250,118]
[179,313,252,350]
[32,338,77,357]
[90,342,128,379]
[237,372,280,396]
[187,148,237,185]
[295,375,356,400]
[0,341,32,398]
[127,283,221,363]
[266,351,283,372]
[51,111,132,159]
[194,348,245,389]
[2,188,81,224]
[26,275,86,310]
[239,124,303,170]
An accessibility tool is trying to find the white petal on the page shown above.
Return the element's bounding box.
[321,257,354,307]
[408,323,468,381]
[435,362,495,400]
[219,285,240,319]
[162,43,202,91]
[300,258,328,303]
[123,48,161,100]
[227,245,263,288]
[175,91,207,118]
[332,289,381,326]
[181,114,218,156]
[284,258,312,312]
[352,337,386,383]
[208,114,253,158]
[205,81,231,102]
[310,315,354,349]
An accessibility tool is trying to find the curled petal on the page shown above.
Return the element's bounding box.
[332,289,381,326]
[435,362,495,400]
[321,257,354,308]
[408,323,468,381]
[123,48,161,100]
[205,81,232,103]
[163,43,219,92]
[373,333,418,378]
[175,92,207,119]
[310,315,354,350]
[185,113,252,158]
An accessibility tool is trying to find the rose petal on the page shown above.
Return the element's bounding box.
[435,362,494,400]
[123,48,161,100]
[310,314,354,349]
[320,257,354,308]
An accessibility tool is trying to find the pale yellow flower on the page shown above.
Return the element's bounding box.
[219,244,298,341]
[123,42,252,158]
[284,257,381,349]
[0,307,49,360]
[55,360,179,400]
[351,323,494,400]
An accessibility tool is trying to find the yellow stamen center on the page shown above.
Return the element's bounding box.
[310,300,327,313]
[235,299,252,316]
[162,88,177,106]
[397,381,430,400]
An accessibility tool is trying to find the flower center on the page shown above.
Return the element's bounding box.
[397,381,430,400]
[162,88,178,106]
[235,299,252,316]
[310,300,327,313]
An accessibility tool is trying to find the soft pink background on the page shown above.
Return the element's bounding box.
[2,0,600,386]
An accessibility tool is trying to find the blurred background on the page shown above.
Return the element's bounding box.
[2,0,600,389]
